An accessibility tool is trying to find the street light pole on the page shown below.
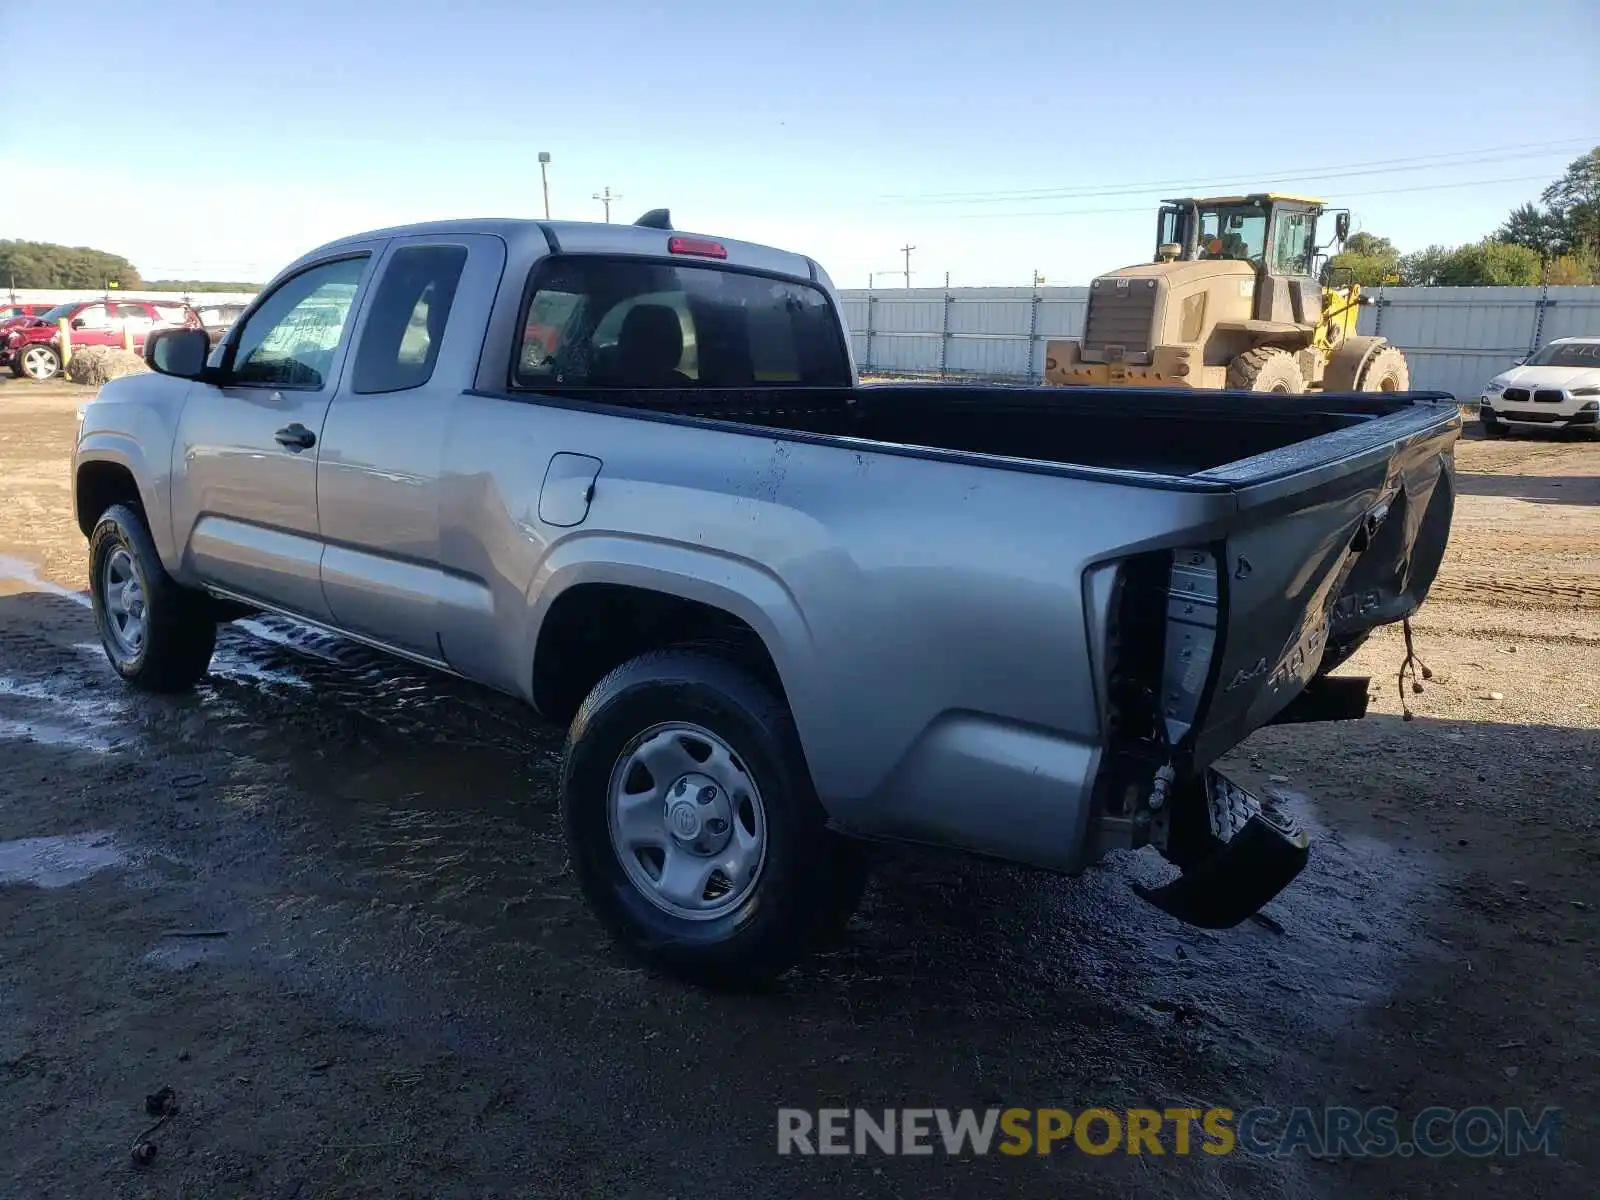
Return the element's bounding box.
[538,151,551,219]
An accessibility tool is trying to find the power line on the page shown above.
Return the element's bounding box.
[876,136,1596,205]
[944,173,1560,221]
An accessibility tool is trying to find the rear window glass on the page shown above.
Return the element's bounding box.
[514,257,849,389]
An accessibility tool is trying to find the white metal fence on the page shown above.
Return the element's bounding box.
[838,285,1600,398]
[5,287,259,307]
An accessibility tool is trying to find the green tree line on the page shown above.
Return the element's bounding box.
[1328,148,1600,287]
[143,279,262,293]
[0,240,261,292]
[0,239,142,289]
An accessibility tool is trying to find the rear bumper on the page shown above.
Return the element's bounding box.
[1047,359,1201,388]
[1043,340,1213,388]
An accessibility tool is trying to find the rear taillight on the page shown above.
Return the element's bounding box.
[668,236,727,260]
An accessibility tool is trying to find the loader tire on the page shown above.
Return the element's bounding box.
[1356,345,1408,392]
[1227,347,1306,394]
[1356,344,1410,392]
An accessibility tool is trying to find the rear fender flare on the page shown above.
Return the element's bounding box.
[524,533,825,753]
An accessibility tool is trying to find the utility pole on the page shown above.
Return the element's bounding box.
[594,186,622,223]
[900,244,915,289]
[538,152,552,219]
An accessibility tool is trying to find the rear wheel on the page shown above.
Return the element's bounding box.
[1227,347,1305,393]
[89,504,217,691]
[561,647,868,986]
[1357,344,1410,392]
[17,344,62,381]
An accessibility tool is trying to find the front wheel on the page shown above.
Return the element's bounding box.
[561,648,868,986]
[1227,347,1305,393]
[17,344,62,381]
[89,504,217,691]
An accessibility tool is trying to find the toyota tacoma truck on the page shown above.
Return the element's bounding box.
[72,213,1459,984]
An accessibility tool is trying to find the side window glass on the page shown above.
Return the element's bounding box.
[116,303,154,333]
[351,244,469,394]
[75,304,111,330]
[231,256,367,389]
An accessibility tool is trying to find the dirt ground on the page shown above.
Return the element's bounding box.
[1,377,1595,1199]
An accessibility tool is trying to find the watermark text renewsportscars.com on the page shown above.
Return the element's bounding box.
[777,1106,1562,1158]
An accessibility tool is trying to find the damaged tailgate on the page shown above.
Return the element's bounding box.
[1117,396,1459,927]
[1179,398,1458,773]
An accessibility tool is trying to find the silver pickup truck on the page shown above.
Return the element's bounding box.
[73,213,1459,984]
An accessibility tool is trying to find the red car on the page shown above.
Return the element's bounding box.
[3,298,202,381]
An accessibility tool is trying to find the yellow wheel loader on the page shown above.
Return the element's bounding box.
[1044,194,1409,393]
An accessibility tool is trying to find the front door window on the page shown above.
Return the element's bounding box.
[230,256,367,390]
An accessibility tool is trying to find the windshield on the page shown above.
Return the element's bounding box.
[1525,341,1600,368]
[1197,205,1268,264]
[37,302,79,322]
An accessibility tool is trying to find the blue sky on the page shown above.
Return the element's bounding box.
[1,0,1595,287]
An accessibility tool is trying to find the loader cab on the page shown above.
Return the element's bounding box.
[1156,194,1343,326]
[1156,195,1330,274]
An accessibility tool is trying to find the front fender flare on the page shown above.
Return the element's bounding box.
[74,432,179,571]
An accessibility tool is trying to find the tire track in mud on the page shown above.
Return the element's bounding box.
[1427,572,1600,610]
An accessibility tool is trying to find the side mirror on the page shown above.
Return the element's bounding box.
[1335,212,1351,242]
[1511,357,1527,367]
[71,317,87,330]
[145,327,212,380]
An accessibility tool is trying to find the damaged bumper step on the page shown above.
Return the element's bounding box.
[1137,769,1308,929]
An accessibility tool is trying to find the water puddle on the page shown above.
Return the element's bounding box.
[0,831,128,888]
[209,646,313,691]
[0,715,116,752]
[0,675,129,751]
[143,939,226,971]
[0,554,91,608]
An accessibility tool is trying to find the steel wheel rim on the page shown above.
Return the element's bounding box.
[22,346,56,379]
[606,721,768,920]
[100,547,147,659]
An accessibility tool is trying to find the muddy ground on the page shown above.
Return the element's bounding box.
[0,377,1595,1199]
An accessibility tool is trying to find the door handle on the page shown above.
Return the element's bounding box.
[274,423,316,451]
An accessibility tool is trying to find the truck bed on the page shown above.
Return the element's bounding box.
[548,379,1459,784]
[589,382,1458,486]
